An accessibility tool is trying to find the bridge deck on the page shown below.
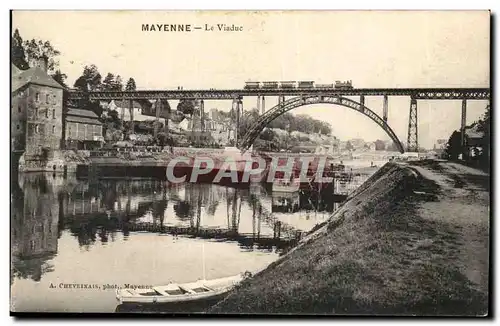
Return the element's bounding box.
[68,87,490,100]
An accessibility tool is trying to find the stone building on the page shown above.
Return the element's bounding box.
[64,104,104,150]
[11,57,65,172]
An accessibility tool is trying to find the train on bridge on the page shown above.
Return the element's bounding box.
[244,80,353,90]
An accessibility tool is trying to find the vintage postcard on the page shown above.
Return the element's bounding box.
[10,10,490,315]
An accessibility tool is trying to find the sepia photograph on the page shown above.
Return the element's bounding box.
[9,10,491,316]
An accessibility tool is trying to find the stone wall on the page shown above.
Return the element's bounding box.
[19,150,68,173]
[25,84,64,155]
[11,85,29,152]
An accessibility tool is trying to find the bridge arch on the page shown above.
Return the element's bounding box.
[239,95,405,153]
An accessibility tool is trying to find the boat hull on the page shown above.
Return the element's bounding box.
[116,287,229,304]
[116,275,243,305]
[115,293,228,313]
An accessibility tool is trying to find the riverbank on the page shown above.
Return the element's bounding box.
[210,160,489,315]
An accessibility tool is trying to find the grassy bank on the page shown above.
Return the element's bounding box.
[210,162,489,315]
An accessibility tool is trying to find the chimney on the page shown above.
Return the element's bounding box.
[36,55,48,72]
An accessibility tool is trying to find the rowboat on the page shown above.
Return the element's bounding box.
[115,273,247,305]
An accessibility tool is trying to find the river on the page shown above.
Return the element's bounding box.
[10,160,380,313]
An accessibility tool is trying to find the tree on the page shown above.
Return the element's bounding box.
[444,130,462,160]
[104,129,123,142]
[113,75,123,91]
[23,39,61,73]
[156,131,173,149]
[345,141,354,151]
[161,100,171,133]
[374,139,386,151]
[73,65,103,118]
[11,29,29,70]
[74,65,102,91]
[177,99,195,116]
[50,70,68,88]
[387,141,401,152]
[239,108,259,137]
[125,78,137,91]
[472,104,490,170]
[102,73,115,91]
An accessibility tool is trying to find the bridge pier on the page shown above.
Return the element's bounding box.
[233,97,240,145]
[461,99,467,158]
[257,95,261,114]
[407,98,418,152]
[129,99,134,136]
[120,95,125,124]
[273,221,282,240]
[154,98,161,138]
[261,96,266,115]
[360,95,365,107]
[383,95,388,122]
[200,99,205,132]
[279,95,285,105]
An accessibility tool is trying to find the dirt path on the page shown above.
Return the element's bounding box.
[408,161,490,296]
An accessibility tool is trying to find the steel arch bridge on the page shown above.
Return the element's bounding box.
[238,95,405,153]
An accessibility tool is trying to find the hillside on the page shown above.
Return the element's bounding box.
[210,161,489,315]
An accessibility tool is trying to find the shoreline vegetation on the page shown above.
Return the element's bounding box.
[209,161,489,315]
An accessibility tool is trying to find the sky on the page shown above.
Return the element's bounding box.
[12,10,490,148]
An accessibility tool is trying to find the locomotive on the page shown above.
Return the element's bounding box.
[244,80,353,90]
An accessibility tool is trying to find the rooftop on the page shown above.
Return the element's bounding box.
[11,65,64,92]
[65,107,102,125]
[465,127,485,140]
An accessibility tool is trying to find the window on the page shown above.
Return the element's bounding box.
[52,125,56,134]
[30,240,35,250]
[68,126,72,137]
[35,93,40,102]
[35,125,39,134]
[16,124,20,130]
[45,110,49,118]
[46,94,49,104]
[34,108,38,118]
[18,106,21,113]
[52,109,56,119]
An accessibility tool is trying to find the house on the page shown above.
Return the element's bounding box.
[64,105,104,150]
[464,125,486,158]
[349,138,366,150]
[177,113,233,146]
[315,145,336,156]
[105,99,154,122]
[11,57,65,172]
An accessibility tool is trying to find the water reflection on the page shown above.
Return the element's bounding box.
[11,168,374,312]
[11,174,60,283]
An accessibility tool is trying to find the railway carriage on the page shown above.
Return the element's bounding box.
[243,80,354,90]
[244,81,261,89]
[262,81,280,89]
[280,81,297,89]
[297,81,315,88]
[315,84,334,89]
[334,80,353,89]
